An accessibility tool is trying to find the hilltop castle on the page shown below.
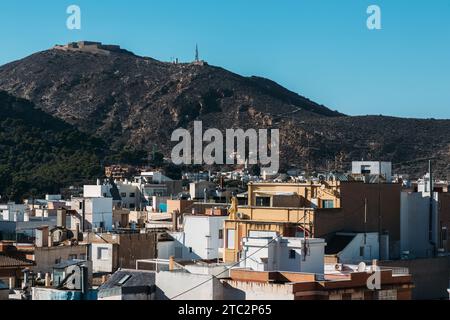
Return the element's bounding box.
[53,41,129,55]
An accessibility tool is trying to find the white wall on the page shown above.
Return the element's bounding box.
[223,280,295,300]
[352,161,392,181]
[179,215,226,260]
[155,271,223,300]
[337,233,379,264]
[70,198,113,231]
[116,182,140,210]
[83,185,111,198]
[89,198,113,231]
[157,241,175,260]
[91,243,114,273]
[241,237,325,274]
[0,204,26,222]
[189,181,215,199]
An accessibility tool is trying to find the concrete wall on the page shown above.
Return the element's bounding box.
[380,256,450,299]
[91,243,117,273]
[157,240,175,260]
[116,182,140,210]
[352,161,392,181]
[0,288,8,300]
[156,271,223,300]
[0,204,26,222]
[338,233,379,264]
[71,197,113,231]
[222,280,295,300]
[400,192,437,258]
[0,221,16,240]
[33,245,88,274]
[86,232,157,272]
[316,182,401,259]
[183,215,226,260]
[437,193,450,254]
[240,237,325,274]
[84,185,111,198]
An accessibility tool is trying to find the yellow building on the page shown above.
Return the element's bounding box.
[223,181,341,262]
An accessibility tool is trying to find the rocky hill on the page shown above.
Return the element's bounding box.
[0,42,449,178]
[0,91,106,200]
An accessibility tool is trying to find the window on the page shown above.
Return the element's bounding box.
[227,229,236,249]
[97,247,109,260]
[68,254,77,260]
[103,193,107,197]
[218,229,223,240]
[129,204,135,210]
[129,193,136,198]
[118,275,132,286]
[54,258,61,264]
[361,165,371,174]
[79,202,83,210]
[322,200,334,209]
[255,196,271,207]
[121,192,127,198]
[189,247,193,253]
[79,253,86,260]
[289,249,296,259]
[360,246,365,257]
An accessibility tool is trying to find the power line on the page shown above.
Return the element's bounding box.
[169,200,367,299]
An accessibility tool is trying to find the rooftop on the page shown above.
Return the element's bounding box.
[0,253,34,268]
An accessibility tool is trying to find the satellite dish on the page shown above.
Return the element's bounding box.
[357,262,367,272]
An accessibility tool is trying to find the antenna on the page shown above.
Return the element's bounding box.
[195,44,199,62]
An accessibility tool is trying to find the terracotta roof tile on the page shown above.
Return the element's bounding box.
[0,254,34,268]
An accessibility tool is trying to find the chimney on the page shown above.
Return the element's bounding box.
[57,209,66,228]
[75,223,80,241]
[172,210,179,231]
[371,259,378,272]
[45,273,51,287]
[35,226,49,248]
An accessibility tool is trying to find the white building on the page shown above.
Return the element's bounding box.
[189,181,216,200]
[91,242,116,273]
[240,236,326,274]
[352,161,392,182]
[160,215,227,260]
[0,203,26,222]
[139,172,173,184]
[116,181,140,210]
[70,197,113,232]
[83,183,112,198]
[325,232,380,264]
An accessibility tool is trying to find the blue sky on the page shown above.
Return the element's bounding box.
[0,0,449,118]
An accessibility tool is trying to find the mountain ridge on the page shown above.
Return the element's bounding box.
[1,42,449,177]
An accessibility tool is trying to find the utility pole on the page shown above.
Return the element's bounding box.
[378,161,382,255]
[364,198,368,245]
[428,160,436,256]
